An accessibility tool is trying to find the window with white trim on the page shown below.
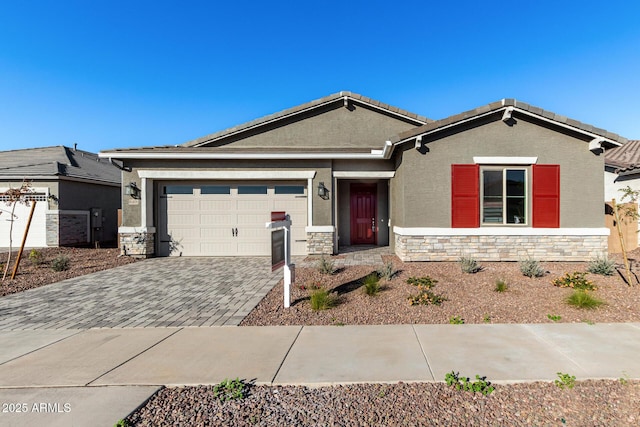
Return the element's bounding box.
[481,167,527,225]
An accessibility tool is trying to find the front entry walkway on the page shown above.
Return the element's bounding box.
[0,258,281,330]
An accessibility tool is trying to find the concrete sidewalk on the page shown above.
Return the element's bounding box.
[1,323,639,426]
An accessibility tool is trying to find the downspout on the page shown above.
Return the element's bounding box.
[109,157,131,172]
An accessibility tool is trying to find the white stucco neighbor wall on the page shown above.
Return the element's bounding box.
[604,169,640,246]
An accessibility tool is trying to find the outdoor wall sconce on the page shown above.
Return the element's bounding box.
[317,182,329,199]
[125,182,141,199]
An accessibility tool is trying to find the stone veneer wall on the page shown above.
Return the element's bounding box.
[307,231,334,255]
[120,232,155,258]
[46,213,59,246]
[46,212,89,246]
[395,234,607,262]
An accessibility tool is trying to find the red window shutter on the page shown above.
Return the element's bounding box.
[532,164,560,228]
[451,164,479,227]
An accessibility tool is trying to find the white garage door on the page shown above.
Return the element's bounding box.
[0,194,47,247]
[157,182,307,256]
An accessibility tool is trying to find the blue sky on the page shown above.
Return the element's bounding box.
[1,1,639,153]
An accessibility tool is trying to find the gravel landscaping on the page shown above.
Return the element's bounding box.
[126,380,640,426]
[0,247,136,297]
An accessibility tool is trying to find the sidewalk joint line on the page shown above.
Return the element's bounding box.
[270,325,304,385]
[411,325,435,381]
[521,324,587,373]
[0,329,84,366]
[86,327,184,386]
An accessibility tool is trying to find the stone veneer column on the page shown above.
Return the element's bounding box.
[119,228,155,258]
[307,231,334,255]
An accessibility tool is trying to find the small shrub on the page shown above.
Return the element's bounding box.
[555,372,576,389]
[362,273,381,296]
[459,256,481,274]
[494,279,508,292]
[114,420,130,427]
[377,260,397,281]
[547,314,562,322]
[317,256,335,275]
[445,371,495,395]
[520,258,545,278]
[28,249,44,266]
[449,316,465,324]
[51,255,70,272]
[213,378,248,401]
[566,290,605,309]
[552,272,596,291]
[407,276,446,306]
[310,288,337,310]
[587,256,616,276]
[483,314,491,323]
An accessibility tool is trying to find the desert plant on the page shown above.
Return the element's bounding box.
[494,279,508,292]
[51,255,70,272]
[28,249,44,266]
[566,290,605,309]
[377,260,397,281]
[362,273,381,296]
[407,276,446,306]
[459,256,481,273]
[449,316,465,324]
[445,371,495,395]
[547,314,562,322]
[1,180,34,280]
[555,372,576,389]
[552,272,596,291]
[317,256,335,275]
[483,314,491,323]
[114,419,130,427]
[520,258,545,278]
[212,378,248,401]
[309,287,337,310]
[587,256,616,276]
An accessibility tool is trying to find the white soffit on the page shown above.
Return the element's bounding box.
[473,157,538,165]
[332,171,395,178]
[137,170,317,180]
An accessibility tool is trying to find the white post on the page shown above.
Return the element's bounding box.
[283,218,291,308]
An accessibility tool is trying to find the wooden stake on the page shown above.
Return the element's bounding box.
[612,198,633,286]
[10,201,36,280]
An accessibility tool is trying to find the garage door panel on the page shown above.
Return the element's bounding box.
[159,182,307,256]
[0,202,47,247]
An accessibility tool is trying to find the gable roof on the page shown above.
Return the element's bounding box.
[0,146,121,185]
[605,139,640,174]
[182,91,431,148]
[391,99,628,148]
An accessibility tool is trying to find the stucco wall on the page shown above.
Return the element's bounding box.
[392,114,605,228]
[206,103,421,150]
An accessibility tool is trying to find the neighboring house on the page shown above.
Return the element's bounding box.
[0,146,121,248]
[100,92,627,261]
[604,139,640,247]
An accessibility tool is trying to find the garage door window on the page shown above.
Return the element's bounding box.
[275,185,305,195]
[201,185,231,194]
[165,185,193,195]
[238,185,267,195]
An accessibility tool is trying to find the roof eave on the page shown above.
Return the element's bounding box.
[98,151,387,160]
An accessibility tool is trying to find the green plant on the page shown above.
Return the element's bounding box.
[587,256,616,276]
[310,287,337,310]
[114,419,130,427]
[449,316,465,324]
[555,372,576,389]
[407,276,446,306]
[483,314,491,323]
[317,256,335,275]
[213,378,248,401]
[362,273,381,296]
[459,256,481,273]
[494,279,508,292]
[377,260,397,281]
[51,255,70,272]
[566,290,605,309]
[552,272,596,291]
[619,371,630,385]
[28,249,44,266]
[445,371,495,395]
[520,258,545,278]
[547,314,562,322]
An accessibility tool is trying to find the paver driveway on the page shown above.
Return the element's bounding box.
[0,258,281,330]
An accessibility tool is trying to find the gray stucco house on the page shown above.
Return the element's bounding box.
[0,146,121,248]
[100,92,627,261]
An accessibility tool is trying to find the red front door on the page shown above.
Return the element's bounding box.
[350,184,377,245]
